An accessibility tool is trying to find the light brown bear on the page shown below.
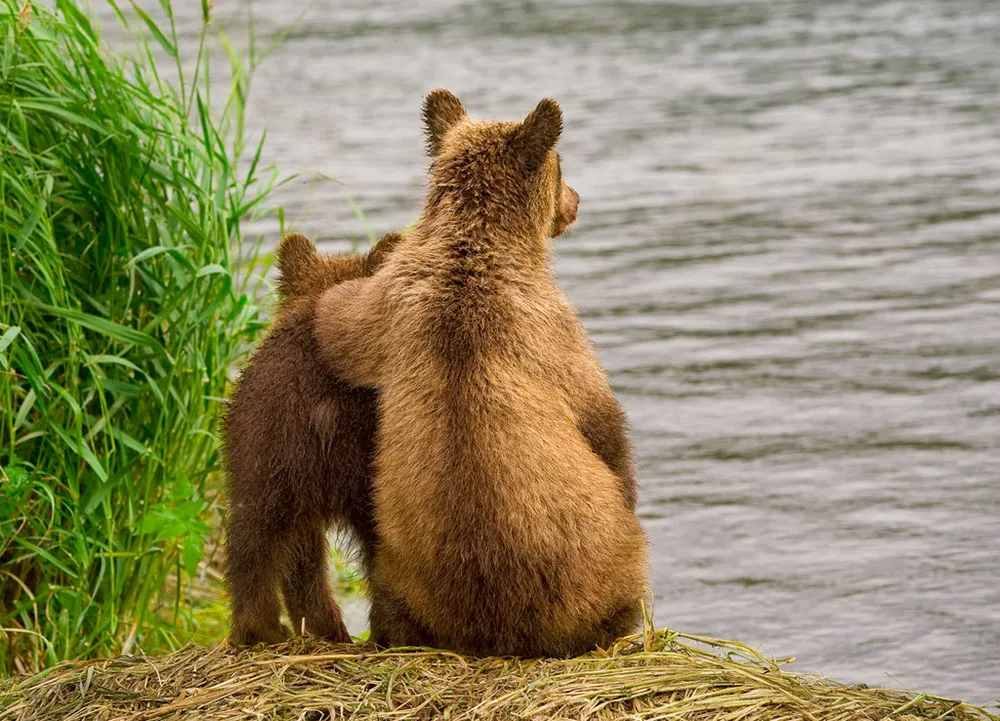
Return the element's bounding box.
[221,230,402,646]
[313,90,648,657]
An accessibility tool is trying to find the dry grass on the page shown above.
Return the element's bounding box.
[1,629,995,721]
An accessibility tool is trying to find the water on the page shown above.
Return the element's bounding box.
[147,0,1000,704]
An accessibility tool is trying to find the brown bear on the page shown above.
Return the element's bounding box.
[312,90,648,657]
[220,230,402,646]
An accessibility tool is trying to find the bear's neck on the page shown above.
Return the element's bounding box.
[419,194,550,277]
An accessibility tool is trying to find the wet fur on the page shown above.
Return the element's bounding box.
[314,91,648,657]
[221,231,402,646]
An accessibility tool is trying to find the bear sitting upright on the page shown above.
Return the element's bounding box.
[312,90,649,657]
[221,230,402,646]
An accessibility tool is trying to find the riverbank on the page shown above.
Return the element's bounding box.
[1,629,995,721]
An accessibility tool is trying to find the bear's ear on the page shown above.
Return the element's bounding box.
[511,98,562,173]
[423,89,468,157]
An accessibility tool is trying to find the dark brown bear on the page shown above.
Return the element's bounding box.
[221,230,402,646]
[312,90,648,657]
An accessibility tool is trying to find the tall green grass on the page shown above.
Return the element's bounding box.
[0,0,284,673]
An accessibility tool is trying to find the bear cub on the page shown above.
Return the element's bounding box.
[221,230,402,646]
[312,90,649,657]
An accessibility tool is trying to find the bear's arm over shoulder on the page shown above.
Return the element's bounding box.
[313,276,391,389]
[549,312,639,510]
[576,386,638,511]
[363,231,405,275]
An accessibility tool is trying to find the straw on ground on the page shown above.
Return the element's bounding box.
[1,629,995,721]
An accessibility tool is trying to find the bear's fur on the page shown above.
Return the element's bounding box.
[221,230,403,646]
[312,90,648,657]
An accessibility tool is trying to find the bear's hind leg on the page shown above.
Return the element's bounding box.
[368,583,433,649]
[226,508,292,646]
[596,601,643,649]
[281,520,351,643]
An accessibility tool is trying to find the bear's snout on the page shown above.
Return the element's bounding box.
[553,184,579,237]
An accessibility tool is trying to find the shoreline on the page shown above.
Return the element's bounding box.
[2,629,996,721]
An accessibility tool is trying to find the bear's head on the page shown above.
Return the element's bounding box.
[421,89,579,240]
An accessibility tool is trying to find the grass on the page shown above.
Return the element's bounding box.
[0,0,287,673]
[0,628,996,721]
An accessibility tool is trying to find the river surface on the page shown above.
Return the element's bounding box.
[124,0,1000,704]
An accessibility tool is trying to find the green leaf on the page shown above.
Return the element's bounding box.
[169,474,193,502]
[181,534,204,576]
[13,388,37,431]
[97,378,143,397]
[77,441,109,483]
[195,263,227,278]
[56,0,97,40]
[2,464,28,488]
[30,303,165,353]
[109,427,153,457]
[14,195,46,253]
[2,25,13,79]
[154,518,188,542]
[14,100,111,136]
[139,509,173,536]
[129,1,177,58]
[83,353,142,373]
[127,245,188,268]
[0,325,22,358]
[12,539,78,580]
[85,354,165,406]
